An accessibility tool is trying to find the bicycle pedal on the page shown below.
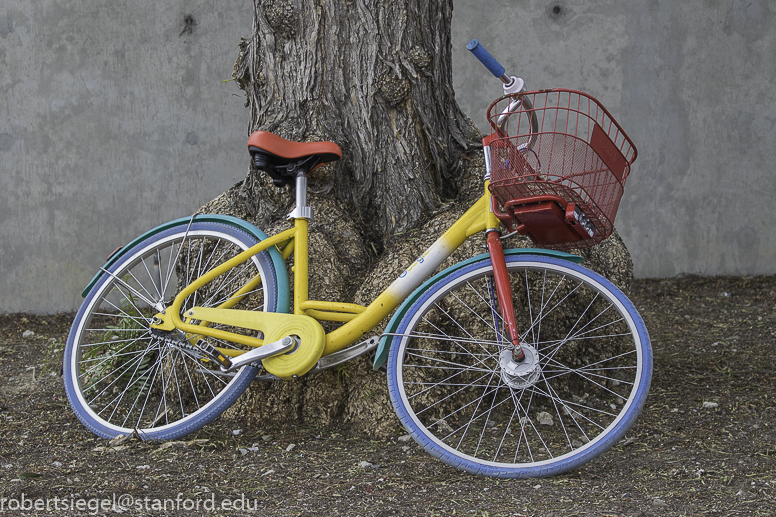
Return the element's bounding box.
[200,343,233,370]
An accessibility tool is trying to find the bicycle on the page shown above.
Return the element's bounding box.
[63,40,651,478]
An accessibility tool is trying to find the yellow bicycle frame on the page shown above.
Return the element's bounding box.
[156,181,501,360]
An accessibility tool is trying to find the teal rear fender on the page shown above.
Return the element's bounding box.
[372,248,583,370]
[81,215,290,314]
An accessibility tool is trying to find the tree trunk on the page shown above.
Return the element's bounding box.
[201,0,636,438]
[233,0,479,244]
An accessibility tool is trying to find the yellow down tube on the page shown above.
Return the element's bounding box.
[320,190,498,356]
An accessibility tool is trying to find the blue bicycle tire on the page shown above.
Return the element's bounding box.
[64,220,281,440]
[386,254,652,478]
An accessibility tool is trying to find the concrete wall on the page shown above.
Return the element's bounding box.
[2,0,775,313]
[1,0,253,313]
[452,0,776,279]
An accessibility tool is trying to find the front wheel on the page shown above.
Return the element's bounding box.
[64,220,282,440]
[386,255,651,478]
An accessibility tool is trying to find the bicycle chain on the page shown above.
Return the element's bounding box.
[151,330,233,370]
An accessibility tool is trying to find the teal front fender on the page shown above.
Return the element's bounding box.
[372,248,583,370]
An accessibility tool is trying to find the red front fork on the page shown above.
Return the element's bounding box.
[486,230,525,361]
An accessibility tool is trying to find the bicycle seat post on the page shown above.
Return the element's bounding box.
[288,172,313,221]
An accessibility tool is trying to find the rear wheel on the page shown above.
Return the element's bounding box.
[64,220,281,440]
[387,255,651,478]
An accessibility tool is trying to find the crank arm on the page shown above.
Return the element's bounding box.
[248,336,380,381]
[224,336,297,372]
[309,336,379,373]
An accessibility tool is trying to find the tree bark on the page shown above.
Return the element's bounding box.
[233,0,479,245]
[202,0,636,438]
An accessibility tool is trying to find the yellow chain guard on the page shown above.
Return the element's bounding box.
[182,307,324,379]
[261,317,325,379]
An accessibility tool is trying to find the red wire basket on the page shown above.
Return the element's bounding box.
[486,89,637,251]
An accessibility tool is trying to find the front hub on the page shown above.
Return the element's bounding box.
[500,344,541,388]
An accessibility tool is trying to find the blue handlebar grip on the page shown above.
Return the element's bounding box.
[467,39,506,79]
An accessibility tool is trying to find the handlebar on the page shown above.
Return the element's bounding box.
[467,39,509,83]
[467,39,539,146]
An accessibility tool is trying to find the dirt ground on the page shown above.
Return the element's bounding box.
[1,275,774,516]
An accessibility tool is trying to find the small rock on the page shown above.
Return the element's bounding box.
[397,435,412,443]
[401,446,410,452]
[22,330,34,338]
[651,498,667,507]
[239,448,249,456]
[436,419,455,434]
[136,465,150,470]
[52,462,62,468]
[157,441,185,451]
[262,435,273,442]
[286,443,295,452]
[359,461,374,469]
[537,411,553,426]
[702,401,719,409]
[232,429,242,436]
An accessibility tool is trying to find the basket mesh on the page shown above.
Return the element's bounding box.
[487,89,636,250]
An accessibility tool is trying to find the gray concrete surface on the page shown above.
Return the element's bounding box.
[1,0,253,313]
[453,0,775,279]
[2,0,775,313]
